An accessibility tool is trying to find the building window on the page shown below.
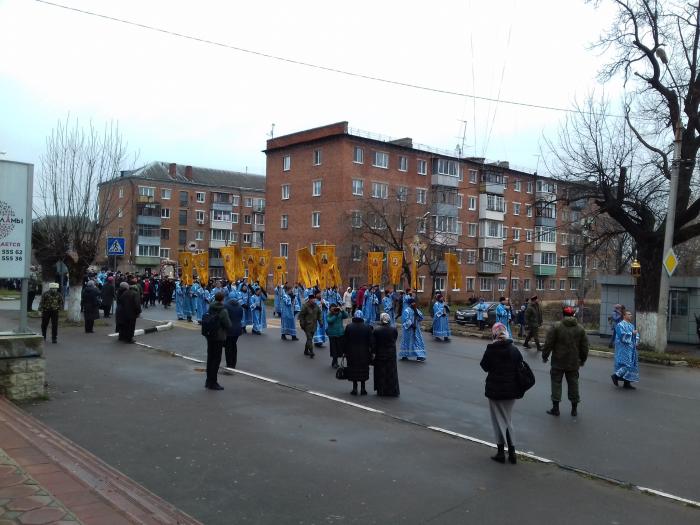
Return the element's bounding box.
[117,208,123,218]
[137,224,159,237]
[526,229,533,242]
[118,187,124,198]
[466,250,477,264]
[560,257,568,268]
[351,244,361,261]
[513,202,521,216]
[312,211,320,228]
[398,156,408,172]
[534,278,544,290]
[512,253,520,265]
[559,279,566,290]
[283,155,291,171]
[468,169,478,183]
[196,192,205,203]
[313,148,322,165]
[280,243,288,257]
[254,214,264,226]
[417,159,427,175]
[244,197,253,207]
[416,188,427,204]
[351,211,362,228]
[467,196,477,211]
[514,180,521,192]
[371,182,389,199]
[417,217,427,233]
[178,230,187,245]
[569,279,578,290]
[535,226,557,244]
[244,214,252,224]
[468,223,477,237]
[352,179,364,196]
[434,277,445,292]
[397,186,408,202]
[527,181,534,194]
[466,277,475,291]
[242,233,251,244]
[417,276,426,293]
[179,191,188,206]
[179,210,187,226]
[230,232,238,243]
[159,248,170,259]
[211,229,230,241]
[213,209,231,222]
[232,195,240,207]
[353,146,363,164]
[502,227,508,239]
[373,151,389,169]
[161,228,170,240]
[196,210,205,224]
[525,254,533,267]
[456,194,464,209]
[161,188,171,200]
[231,213,239,224]
[480,277,493,292]
[523,278,531,291]
[513,228,521,241]
[312,180,322,197]
[137,245,159,257]
[161,208,170,219]
[549,279,557,290]
[498,278,507,291]
[195,231,204,241]
[138,186,155,198]
[281,184,290,200]
[281,214,288,229]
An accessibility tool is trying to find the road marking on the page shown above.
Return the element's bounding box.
[225,368,278,384]
[637,487,700,508]
[307,391,384,414]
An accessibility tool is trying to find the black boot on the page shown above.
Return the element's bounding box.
[611,374,620,387]
[571,403,578,417]
[291,336,299,341]
[547,401,560,416]
[507,445,517,464]
[491,444,506,464]
[623,381,636,390]
[281,334,286,340]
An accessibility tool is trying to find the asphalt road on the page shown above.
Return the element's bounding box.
[2,310,695,524]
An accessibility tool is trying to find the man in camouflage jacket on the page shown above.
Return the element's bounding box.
[39,282,63,343]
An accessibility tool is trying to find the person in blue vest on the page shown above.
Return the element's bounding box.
[250,287,266,334]
[496,296,512,338]
[363,285,379,325]
[175,280,185,320]
[399,297,426,361]
[382,289,395,327]
[475,298,489,331]
[280,285,299,341]
[313,295,329,347]
[432,294,451,342]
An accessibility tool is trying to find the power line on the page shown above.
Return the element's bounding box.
[36,0,616,118]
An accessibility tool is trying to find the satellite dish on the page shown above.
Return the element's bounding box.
[187,241,198,252]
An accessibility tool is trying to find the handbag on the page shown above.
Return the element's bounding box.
[515,358,536,396]
[335,356,348,380]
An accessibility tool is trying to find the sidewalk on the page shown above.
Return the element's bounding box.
[0,398,199,525]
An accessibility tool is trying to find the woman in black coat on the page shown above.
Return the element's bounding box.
[480,322,523,465]
[343,310,374,396]
[81,281,101,333]
[372,312,400,397]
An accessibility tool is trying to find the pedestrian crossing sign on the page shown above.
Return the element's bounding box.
[663,248,678,277]
[107,237,126,256]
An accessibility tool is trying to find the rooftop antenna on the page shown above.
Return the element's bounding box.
[456,119,469,158]
[533,154,541,174]
[267,123,275,139]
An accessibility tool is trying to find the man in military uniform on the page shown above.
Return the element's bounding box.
[39,282,63,343]
[523,295,544,351]
[27,266,40,312]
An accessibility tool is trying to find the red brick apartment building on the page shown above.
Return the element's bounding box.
[98,162,265,277]
[264,121,600,303]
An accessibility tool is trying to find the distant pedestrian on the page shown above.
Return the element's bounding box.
[204,292,232,390]
[516,302,527,337]
[480,322,522,464]
[101,277,115,318]
[81,281,101,333]
[496,296,511,338]
[223,294,243,369]
[399,297,426,362]
[372,312,400,397]
[326,303,348,369]
[608,304,623,348]
[280,286,299,341]
[298,293,322,358]
[39,282,63,344]
[343,310,373,396]
[343,287,353,314]
[612,308,640,390]
[523,295,543,351]
[116,281,141,343]
[27,267,39,312]
[432,294,450,341]
[542,306,589,417]
[475,298,488,331]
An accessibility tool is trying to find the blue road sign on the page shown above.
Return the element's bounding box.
[107,237,126,256]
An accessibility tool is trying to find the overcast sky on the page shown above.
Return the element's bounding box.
[0,0,623,176]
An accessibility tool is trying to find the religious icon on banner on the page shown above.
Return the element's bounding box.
[387,251,403,285]
[368,252,383,284]
[178,252,193,285]
[297,247,320,288]
[219,245,238,282]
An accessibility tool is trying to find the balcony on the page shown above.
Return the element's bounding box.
[478,181,505,195]
[535,216,556,228]
[532,264,557,276]
[209,239,227,249]
[212,202,233,212]
[478,236,504,249]
[431,174,459,188]
[252,223,265,233]
[134,256,161,267]
[432,232,458,246]
[432,203,458,217]
[136,215,161,226]
[534,241,557,253]
[251,240,263,249]
[210,258,223,267]
[211,219,233,230]
[568,267,582,278]
[478,199,505,221]
[137,235,160,246]
[477,261,503,275]
[253,204,266,213]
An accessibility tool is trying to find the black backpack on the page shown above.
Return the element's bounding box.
[201,311,220,338]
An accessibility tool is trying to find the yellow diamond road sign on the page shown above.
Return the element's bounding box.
[663,249,679,277]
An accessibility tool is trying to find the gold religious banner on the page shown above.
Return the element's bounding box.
[192,251,209,285]
[219,245,238,282]
[178,252,193,285]
[256,249,271,285]
[272,257,287,285]
[445,252,460,291]
[329,256,342,287]
[242,247,259,281]
[297,247,320,288]
[409,236,426,292]
[387,251,403,285]
[315,244,335,289]
[368,252,383,285]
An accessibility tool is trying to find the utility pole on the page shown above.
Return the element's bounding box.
[656,123,682,353]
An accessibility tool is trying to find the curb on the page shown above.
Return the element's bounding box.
[108,321,173,338]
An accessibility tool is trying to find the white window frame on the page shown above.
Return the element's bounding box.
[138,186,155,198]
[514,180,521,192]
[118,187,124,198]
[468,169,478,183]
[159,248,170,259]
[352,179,364,196]
[280,214,288,229]
[196,192,205,203]
[527,181,534,194]
[371,182,389,199]
[243,214,252,225]
[468,223,477,237]
[480,277,493,292]
[526,229,533,242]
[161,208,170,219]
[468,196,477,210]
[280,243,288,258]
[161,188,171,200]
[232,212,239,224]
[523,278,531,291]
[195,210,205,224]
[313,148,322,166]
[398,156,408,172]
[457,193,464,209]
[312,179,322,197]
[311,211,321,228]
[416,188,427,205]
[373,151,389,169]
[513,202,521,216]
[281,184,290,200]
[242,233,252,244]
[244,197,253,207]
[513,228,521,241]
[417,276,426,293]
[283,155,291,171]
[195,230,204,241]
[417,159,427,175]
[466,276,475,292]
[353,146,364,164]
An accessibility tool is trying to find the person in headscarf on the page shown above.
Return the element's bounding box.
[608,304,623,348]
[280,285,299,341]
[480,322,523,464]
[101,276,115,318]
[313,294,329,347]
[432,294,451,342]
[381,289,395,327]
[250,287,266,335]
[399,297,426,362]
[175,280,185,320]
[182,282,194,322]
[343,310,373,395]
[116,281,141,343]
[326,302,348,368]
[239,283,252,334]
[363,285,379,325]
[372,312,400,397]
[81,280,101,333]
[612,307,640,389]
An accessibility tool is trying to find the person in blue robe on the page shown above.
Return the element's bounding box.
[273,284,283,318]
[175,281,184,320]
[181,284,194,322]
[432,294,451,341]
[313,297,329,346]
[612,308,640,389]
[382,290,395,327]
[280,286,298,340]
[399,297,426,361]
[475,298,488,331]
[238,284,251,333]
[250,288,266,334]
[495,296,511,338]
[363,285,379,325]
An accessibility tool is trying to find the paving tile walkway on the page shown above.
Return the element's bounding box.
[0,398,199,525]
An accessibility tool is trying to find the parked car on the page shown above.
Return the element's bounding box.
[454,301,498,326]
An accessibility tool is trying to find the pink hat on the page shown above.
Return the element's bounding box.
[491,322,508,340]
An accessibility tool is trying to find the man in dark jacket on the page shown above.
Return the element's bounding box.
[223,296,244,370]
[523,295,543,351]
[39,282,63,343]
[343,310,374,395]
[205,292,232,390]
[101,277,115,318]
[116,281,141,343]
[81,281,101,333]
[542,306,589,417]
[298,293,322,358]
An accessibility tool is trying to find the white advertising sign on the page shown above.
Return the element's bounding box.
[0,161,33,278]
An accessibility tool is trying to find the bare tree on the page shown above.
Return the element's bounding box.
[545,0,700,345]
[33,117,134,321]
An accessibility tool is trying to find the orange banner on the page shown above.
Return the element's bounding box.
[192,252,209,285]
[178,252,193,286]
[219,245,238,282]
[329,256,342,288]
[315,245,335,289]
[368,252,383,285]
[255,249,271,286]
[387,251,403,285]
[297,247,320,288]
[272,257,287,286]
[445,252,460,291]
[242,247,258,281]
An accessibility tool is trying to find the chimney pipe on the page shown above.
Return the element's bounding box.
[168,163,177,177]
[185,165,193,181]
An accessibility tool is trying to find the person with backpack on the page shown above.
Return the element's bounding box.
[480,322,523,465]
[542,306,589,417]
[202,291,232,390]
